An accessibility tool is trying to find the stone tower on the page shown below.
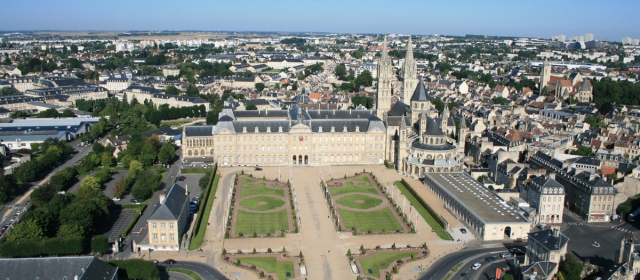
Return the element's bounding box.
[397,114,409,174]
[377,35,393,119]
[540,58,551,91]
[441,103,450,129]
[401,36,418,103]
[458,115,467,159]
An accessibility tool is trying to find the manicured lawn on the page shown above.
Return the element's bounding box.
[394,181,450,240]
[336,194,383,209]
[359,251,417,278]
[167,268,203,280]
[236,257,295,280]
[240,182,284,197]
[189,174,220,250]
[339,208,403,232]
[235,210,289,235]
[239,196,286,211]
[329,181,378,196]
[181,168,213,174]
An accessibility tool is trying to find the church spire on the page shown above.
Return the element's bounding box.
[376,34,393,119]
[401,35,418,103]
[405,35,414,62]
[381,35,389,59]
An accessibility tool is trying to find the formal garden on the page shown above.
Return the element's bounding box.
[226,173,298,238]
[222,247,305,279]
[347,243,429,280]
[322,172,413,235]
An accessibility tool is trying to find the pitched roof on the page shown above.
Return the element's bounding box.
[410,79,430,101]
[149,184,188,221]
[0,256,118,280]
[425,117,444,136]
[528,229,569,251]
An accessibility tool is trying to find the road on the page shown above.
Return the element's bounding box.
[120,150,184,258]
[0,137,92,231]
[418,245,525,280]
[163,261,228,280]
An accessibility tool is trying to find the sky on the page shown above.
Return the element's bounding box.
[1,0,639,40]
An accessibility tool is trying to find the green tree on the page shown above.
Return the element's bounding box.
[503,275,515,280]
[131,170,161,200]
[351,94,374,109]
[61,109,76,117]
[37,108,61,118]
[571,145,594,156]
[492,97,508,105]
[138,143,158,166]
[57,223,86,239]
[101,153,114,167]
[255,83,265,92]
[354,70,373,90]
[335,63,347,80]
[165,85,180,95]
[0,173,18,203]
[185,85,200,97]
[113,176,129,198]
[246,103,258,110]
[81,176,101,190]
[559,253,583,280]
[7,219,44,241]
[158,143,176,164]
[128,160,144,181]
[13,160,41,182]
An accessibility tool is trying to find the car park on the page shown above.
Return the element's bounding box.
[472,263,481,270]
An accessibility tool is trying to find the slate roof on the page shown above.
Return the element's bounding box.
[521,261,557,278]
[411,141,456,151]
[528,229,569,251]
[574,156,601,166]
[0,256,118,280]
[387,101,410,117]
[532,176,564,190]
[425,117,444,136]
[149,184,188,221]
[184,126,213,137]
[410,79,430,101]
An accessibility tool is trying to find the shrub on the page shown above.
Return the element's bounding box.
[267,248,273,253]
[236,259,241,266]
[91,235,109,254]
[110,259,160,280]
[253,248,257,254]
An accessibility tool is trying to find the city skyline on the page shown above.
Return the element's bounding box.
[1,0,639,40]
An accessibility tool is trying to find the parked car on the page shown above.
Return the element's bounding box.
[150,259,159,264]
[112,197,121,201]
[255,167,263,171]
[510,248,523,254]
[500,252,512,258]
[163,259,176,265]
[459,228,467,234]
[592,241,600,247]
[485,256,497,262]
[472,263,481,270]
[130,198,139,204]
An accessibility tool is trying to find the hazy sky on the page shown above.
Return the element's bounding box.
[1,0,638,40]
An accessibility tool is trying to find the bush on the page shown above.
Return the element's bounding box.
[91,235,110,254]
[110,259,160,280]
[0,236,84,257]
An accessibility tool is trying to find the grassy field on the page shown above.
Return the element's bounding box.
[359,251,417,278]
[336,194,383,209]
[236,257,295,280]
[339,208,403,232]
[394,181,450,240]
[167,268,203,280]
[240,181,284,198]
[181,168,213,174]
[235,210,289,235]
[189,174,220,250]
[329,181,378,196]
[239,196,285,211]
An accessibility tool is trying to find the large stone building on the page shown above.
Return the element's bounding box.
[182,35,465,175]
[145,184,189,251]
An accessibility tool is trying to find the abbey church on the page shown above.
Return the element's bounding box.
[182,36,467,179]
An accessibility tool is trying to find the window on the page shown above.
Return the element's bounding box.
[153,234,158,240]
[161,234,166,241]
[161,223,165,229]
[152,223,157,229]
[170,234,175,241]
[169,223,174,229]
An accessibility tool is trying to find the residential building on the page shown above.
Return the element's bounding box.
[146,184,189,251]
[124,85,211,111]
[524,175,565,225]
[524,229,569,276]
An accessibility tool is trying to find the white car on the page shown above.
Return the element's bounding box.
[472,263,481,270]
[112,197,121,201]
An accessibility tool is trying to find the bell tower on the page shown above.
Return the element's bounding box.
[377,35,393,119]
[401,35,418,103]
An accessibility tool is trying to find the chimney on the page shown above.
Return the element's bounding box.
[552,228,559,237]
[533,267,538,275]
[159,194,166,204]
[548,172,556,180]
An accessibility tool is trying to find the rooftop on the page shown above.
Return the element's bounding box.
[426,172,529,224]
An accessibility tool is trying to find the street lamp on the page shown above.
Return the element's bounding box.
[148,248,153,261]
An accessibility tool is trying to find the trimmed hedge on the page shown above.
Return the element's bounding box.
[399,179,447,229]
[0,236,84,257]
[121,204,147,238]
[189,163,218,250]
[110,259,160,280]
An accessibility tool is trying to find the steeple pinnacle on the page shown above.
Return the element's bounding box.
[382,35,389,58]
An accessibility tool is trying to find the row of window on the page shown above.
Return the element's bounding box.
[152,233,175,241]
[215,144,384,153]
[187,135,385,146]
[151,222,174,229]
[217,154,384,164]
